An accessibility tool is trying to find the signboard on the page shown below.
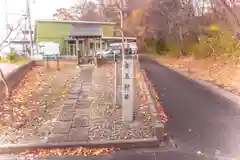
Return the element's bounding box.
[38,42,60,55]
[122,58,134,122]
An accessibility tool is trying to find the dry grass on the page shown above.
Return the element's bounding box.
[157,55,240,95]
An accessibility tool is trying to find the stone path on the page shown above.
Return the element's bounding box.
[48,67,93,142]
[48,64,155,143]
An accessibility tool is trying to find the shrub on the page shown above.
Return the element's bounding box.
[184,25,239,59]
[188,41,212,59]
[162,44,181,57]
[7,48,16,62]
[145,38,157,54]
[156,38,168,52]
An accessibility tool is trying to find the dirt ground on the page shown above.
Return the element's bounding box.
[157,55,240,95]
[0,61,80,144]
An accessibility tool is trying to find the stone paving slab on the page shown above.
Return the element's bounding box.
[48,134,68,143]
[70,88,82,93]
[75,108,90,117]
[78,94,88,100]
[72,82,82,86]
[72,116,89,127]
[68,127,88,141]
[61,105,76,112]
[68,91,81,95]
[77,100,92,106]
[67,94,79,99]
[57,111,75,122]
[64,99,78,105]
[51,122,71,134]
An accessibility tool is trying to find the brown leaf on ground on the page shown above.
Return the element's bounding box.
[0,63,79,137]
[12,147,119,157]
[141,71,168,124]
[158,55,240,95]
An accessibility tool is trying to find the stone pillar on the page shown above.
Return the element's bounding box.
[105,42,108,49]
[66,42,69,56]
[94,38,97,56]
[93,38,96,66]
[76,38,79,65]
[122,57,134,122]
[82,39,85,57]
[100,38,102,58]
[85,38,88,57]
[36,44,39,55]
[87,38,89,57]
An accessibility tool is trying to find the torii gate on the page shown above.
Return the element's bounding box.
[68,23,102,65]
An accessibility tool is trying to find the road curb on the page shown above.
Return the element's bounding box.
[168,67,240,106]
[0,138,159,154]
[139,69,166,142]
[145,55,240,106]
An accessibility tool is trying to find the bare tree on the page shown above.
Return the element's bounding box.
[53,0,103,21]
[124,0,240,54]
[0,23,22,50]
[0,69,9,99]
[0,18,25,99]
[0,17,25,51]
[132,0,196,54]
[217,0,240,31]
[53,8,74,20]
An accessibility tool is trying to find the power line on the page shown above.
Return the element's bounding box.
[26,0,34,57]
[0,17,26,50]
[1,27,23,50]
[1,0,34,55]
[4,0,9,35]
[0,12,26,16]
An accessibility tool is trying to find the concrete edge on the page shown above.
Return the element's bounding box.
[168,67,240,106]
[0,138,159,154]
[5,61,35,77]
[0,61,35,93]
[138,69,165,142]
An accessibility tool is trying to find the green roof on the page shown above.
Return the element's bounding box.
[68,24,102,37]
[36,19,116,25]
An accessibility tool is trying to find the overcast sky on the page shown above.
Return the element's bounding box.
[0,0,85,39]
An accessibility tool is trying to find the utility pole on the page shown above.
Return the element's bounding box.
[24,16,28,56]
[113,4,134,122]
[26,0,34,58]
[4,0,10,46]
[111,6,124,105]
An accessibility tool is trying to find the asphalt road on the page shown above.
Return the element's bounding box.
[139,56,240,158]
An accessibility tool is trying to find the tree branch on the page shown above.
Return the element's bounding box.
[0,20,22,50]
[0,69,9,99]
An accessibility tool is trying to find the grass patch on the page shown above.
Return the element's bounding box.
[0,57,30,65]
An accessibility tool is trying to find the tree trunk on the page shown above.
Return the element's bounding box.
[175,26,184,56]
[0,69,10,99]
[219,0,240,32]
[142,38,149,52]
